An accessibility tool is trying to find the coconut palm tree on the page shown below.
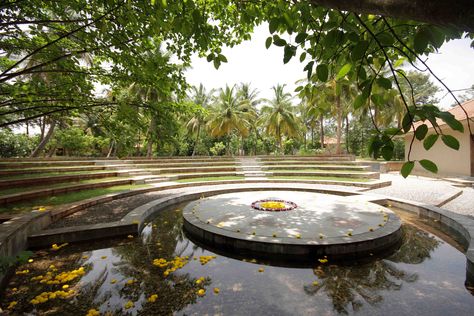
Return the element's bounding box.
[260,84,299,153]
[237,83,261,155]
[207,85,254,155]
[186,84,214,156]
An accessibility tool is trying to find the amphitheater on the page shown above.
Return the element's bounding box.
[1,155,474,314]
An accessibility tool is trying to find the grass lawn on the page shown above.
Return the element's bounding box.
[0,176,130,197]
[0,184,151,214]
[0,170,114,180]
[269,176,370,182]
[175,176,245,183]
[268,169,366,173]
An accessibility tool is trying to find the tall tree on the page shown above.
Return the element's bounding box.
[207,85,254,155]
[260,84,299,153]
[186,84,214,156]
[238,83,261,155]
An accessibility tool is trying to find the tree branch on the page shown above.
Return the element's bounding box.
[309,0,474,32]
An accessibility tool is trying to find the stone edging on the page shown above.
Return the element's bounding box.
[27,183,473,286]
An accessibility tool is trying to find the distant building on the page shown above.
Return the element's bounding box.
[405,99,474,176]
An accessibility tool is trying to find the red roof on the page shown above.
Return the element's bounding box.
[412,99,474,130]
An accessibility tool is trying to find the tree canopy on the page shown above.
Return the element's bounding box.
[1,0,473,175]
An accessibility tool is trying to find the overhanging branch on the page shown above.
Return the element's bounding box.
[310,0,474,32]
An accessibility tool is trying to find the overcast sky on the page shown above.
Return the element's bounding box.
[185,23,474,110]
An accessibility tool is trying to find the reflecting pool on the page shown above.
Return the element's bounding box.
[1,206,473,315]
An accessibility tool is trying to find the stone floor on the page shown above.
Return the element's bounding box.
[49,173,474,229]
[185,190,396,240]
[368,173,474,217]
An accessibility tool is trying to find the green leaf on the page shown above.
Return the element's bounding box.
[269,19,279,34]
[161,0,167,7]
[376,77,392,90]
[213,59,220,69]
[218,54,227,63]
[384,128,402,136]
[402,112,412,133]
[316,64,328,82]
[335,63,352,80]
[394,58,406,68]
[415,124,428,140]
[414,28,430,54]
[206,54,214,62]
[423,134,439,150]
[273,35,286,47]
[401,161,415,178]
[438,112,464,132]
[295,32,308,44]
[353,94,367,110]
[441,134,460,150]
[419,159,438,173]
[304,61,314,79]
[299,52,306,62]
[370,94,384,106]
[351,40,369,61]
[381,146,393,161]
[377,32,395,46]
[265,36,272,49]
[283,45,294,64]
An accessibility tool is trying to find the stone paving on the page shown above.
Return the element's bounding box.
[185,190,395,239]
[368,173,474,217]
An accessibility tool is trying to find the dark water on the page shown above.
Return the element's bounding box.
[1,207,473,315]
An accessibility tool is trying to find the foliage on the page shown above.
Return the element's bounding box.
[0,251,33,274]
[0,130,37,157]
[1,1,473,174]
[209,142,226,156]
[55,127,95,156]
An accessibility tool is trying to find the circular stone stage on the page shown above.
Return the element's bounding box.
[182,190,402,259]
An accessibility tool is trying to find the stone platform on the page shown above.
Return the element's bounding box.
[183,190,402,259]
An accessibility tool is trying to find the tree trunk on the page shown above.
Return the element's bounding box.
[336,94,342,154]
[345,115,350,154]
[320,114,325,149]
[146,116,157,158]
[30,119,56,157]
[192,125,200,156]
[47,146,56,157]
[25,122,29,136]
[276,123,282,154]
[40,117,45,141]
[226,135,230,156]
[107,140,115,158]
[303,128,307,150]
[309,0,474,32]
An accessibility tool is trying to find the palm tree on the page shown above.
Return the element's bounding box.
[207,85,254,155]
[260,84,299,153]
[186,84,214,156]
[237,83,261,155]
[125,82,166,157]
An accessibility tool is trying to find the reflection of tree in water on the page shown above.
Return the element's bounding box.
[304,224,439,314]
[388,224,440,264]
[109,208,206,315]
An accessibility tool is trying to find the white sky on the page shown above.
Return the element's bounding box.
[185,23,474,110]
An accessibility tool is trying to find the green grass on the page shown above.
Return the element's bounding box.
[0,170,114,180]
[268,169,365,173]
[0,176,129,197]
[175,176,245,183]
[0,184,151,214]
[269,176,371,182]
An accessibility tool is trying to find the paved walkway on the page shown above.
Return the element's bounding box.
[368,173,474,217]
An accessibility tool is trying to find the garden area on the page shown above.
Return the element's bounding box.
[1,0,474,315]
